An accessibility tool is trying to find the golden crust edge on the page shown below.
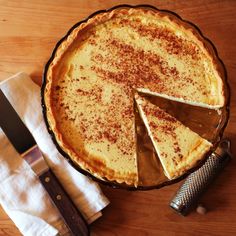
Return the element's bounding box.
[44,7,226,186]
[166,139,213,180]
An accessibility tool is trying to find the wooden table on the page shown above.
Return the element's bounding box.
[0,0,236,235]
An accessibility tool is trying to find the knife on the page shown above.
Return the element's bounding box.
[0,89,89,236]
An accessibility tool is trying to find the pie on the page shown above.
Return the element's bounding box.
[135,94,212,179]
[43,7,225,186]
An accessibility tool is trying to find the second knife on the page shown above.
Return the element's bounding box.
[0,89,89,236]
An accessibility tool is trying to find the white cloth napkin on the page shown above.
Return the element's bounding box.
[0,72,109,236]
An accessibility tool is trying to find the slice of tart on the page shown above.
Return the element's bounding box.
[135,94,213,179]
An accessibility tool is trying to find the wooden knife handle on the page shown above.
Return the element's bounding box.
[39,169,89,236]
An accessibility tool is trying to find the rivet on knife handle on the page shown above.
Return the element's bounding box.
[39,169,89,236]
[169,139,232,216]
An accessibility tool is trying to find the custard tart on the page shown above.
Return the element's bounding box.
[43,6,226,187]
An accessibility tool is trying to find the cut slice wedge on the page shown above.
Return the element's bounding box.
[135,94,213,180]
[134,100,168,186]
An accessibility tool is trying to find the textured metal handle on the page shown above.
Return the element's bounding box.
[170,139,232,215]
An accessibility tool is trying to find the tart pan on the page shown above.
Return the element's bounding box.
[41,4,230,190]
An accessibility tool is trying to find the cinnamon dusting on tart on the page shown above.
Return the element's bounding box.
[44,7,225,186]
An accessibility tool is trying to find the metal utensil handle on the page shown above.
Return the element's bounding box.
[170,139,231,215]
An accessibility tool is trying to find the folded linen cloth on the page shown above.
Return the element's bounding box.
[0,72,109,236]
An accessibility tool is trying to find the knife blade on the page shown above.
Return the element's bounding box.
[0,89,89,236]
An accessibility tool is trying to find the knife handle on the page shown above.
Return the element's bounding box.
[39,169,89,236]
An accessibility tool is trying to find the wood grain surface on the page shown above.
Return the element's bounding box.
[0,0,236,235]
